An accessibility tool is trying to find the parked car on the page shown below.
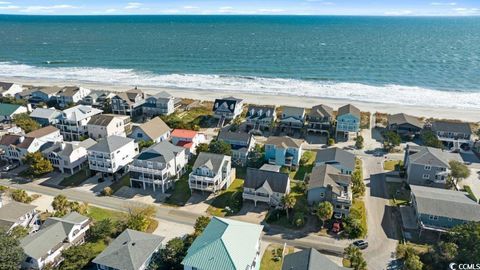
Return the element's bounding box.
[334,213,343,219]
[352,240,369,250]
[2,164,17,171]
[331,220,342,234]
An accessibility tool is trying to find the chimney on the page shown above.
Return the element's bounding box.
[19,136,25,143]
[60,142,66,150]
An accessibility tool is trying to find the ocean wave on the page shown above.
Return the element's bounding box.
[0,61,479,109]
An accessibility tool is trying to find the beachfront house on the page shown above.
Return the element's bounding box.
[335,104,361,137]
[315,147,355,175]
[87,135,139,180]
[243,164,290,207]
[189,152,233,193]
[30,108,61,126]
[171,129,206,156]
[20,212,90,270]
[111,87,146,117]
[0,82,23,97]
[130,141,188,193]
[387,113,423,138]
[130,117,171,143]
[404,145,462,188]
[212,97,244,125]
[93,229,164,270]
[307,104,334,135]
[264,136,304,168]
[307,164,352,217]
[56,105,103,141]
[245,105,276,132]
[0,126,63,164]
[0,200,38,233]
[278,106,306,133]
[29,86,62,105]
[282,248,349,270]
[182,217,263,270]
[56,86,91,108]
[87,114,132,140]
[431,120,473,150]
[143,91,175,116]
[81,90,116,108]
[0,103,28,122]
[217,130,255,166]
[42,139,96,175]
[410,185,480,233]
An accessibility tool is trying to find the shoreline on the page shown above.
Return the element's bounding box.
[2,76,479,122]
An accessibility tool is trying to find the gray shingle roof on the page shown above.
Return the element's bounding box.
[244,167,290,193]
[88,135,135,153]
[309,104,334,119]
[282,248,349,270]
[432,121,472,135]
[411,185,480,222]
[192,152,230,173]
[246,105,276,120]
[152,91,173,99]
[265,136,304,149]
[408,146,462,167]
[282,106,306,118]
[134,117,170,140]
[0,82,14,90]
[30,108,61,120]
[308,164,351,194]
[337,104,361,118]
[217,130,252,144]
[0,201,36,230]
[315,147,355,171]
[387,113,423,129]
[136,141,185,163]
[92,229,164,270]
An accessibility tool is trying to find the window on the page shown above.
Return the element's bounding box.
[319,192,325,198]
[424,165,431,171]
[422,174,430,179]
[429,215,438,220]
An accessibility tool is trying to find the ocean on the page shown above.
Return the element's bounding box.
[0,15,479,109]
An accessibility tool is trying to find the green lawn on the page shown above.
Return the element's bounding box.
[59,168,91,187]
[266,181,308,229]
[289,151,316,181]
[387,182,410,206]
[260,244,294,270]
[87,206,126,223]
[109,174,131,193]
[350,199,368,238]
[207,179,244,217]
[383,160,403,171]
[165,173,192,206]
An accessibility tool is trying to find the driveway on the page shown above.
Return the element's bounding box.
[460,168,480,200]
[230,201,268,224]
[178,191,212,215]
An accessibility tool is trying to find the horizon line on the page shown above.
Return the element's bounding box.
[1,13,480,17]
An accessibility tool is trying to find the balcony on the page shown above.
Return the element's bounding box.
[129,165,165,175]
[243,192,270,203]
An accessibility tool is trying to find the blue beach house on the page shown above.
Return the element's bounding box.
[264,136,304,168]
[336,104,361,136]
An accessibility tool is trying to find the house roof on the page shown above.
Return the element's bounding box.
[182,217,263,270]
[244,167,290,193]
[88,114,128,127]
[265,136,303,149]
[134,117,170,140]
[192,152,230,173]
[432,121,472,135]
[0,201,36,230]
[337,104,361,118]
[92,229,164,270]
[30,108,61,120]
[282,106,306,118]
[213,97,242,113]
[411,185,480,222]
[88,135,134,153]
[282,248,349,270]
[246,105,276,119]
[308,164,351,194]
[0,103,23,116]
[0,82,14,90]
[20,212,89,259]
[387,113,423,129]
[61,105,103,122]
[309,104,334,119]
[25,125,59,138]
[58,86,81,97]
[217,130,252,144]
[259,164,281,172]
[315,147,355,171]
[152,91,173,99]
[171,129,198,139]
[114,88,145,105]
[32,86,62,95]
[136,141,185,163]
[43,139,96,158]
[408,146,462,167]
[0,134,35,149]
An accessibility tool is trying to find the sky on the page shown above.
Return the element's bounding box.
[0,0,479,16]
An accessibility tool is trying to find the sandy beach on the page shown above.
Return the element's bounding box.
[2,76,479,123]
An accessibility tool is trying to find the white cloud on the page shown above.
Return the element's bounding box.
[453,7,480,15]
[124,2,142,9]
[384,10,413,16]
[183,5,198,10]
[431,2,457,6]
[219,6,233,10]
[21,4,77,13]
[0,5,19,10]
[0,1,11,4]
[257,8,286,13]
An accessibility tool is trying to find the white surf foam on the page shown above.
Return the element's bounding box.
[0,61,479,109]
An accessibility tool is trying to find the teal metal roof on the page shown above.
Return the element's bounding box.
[182,217,263,270]
[0,103,22,116]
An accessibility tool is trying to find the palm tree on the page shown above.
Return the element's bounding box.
[344,245,367,270]
[281,193,296,219]
[316,201,334,226]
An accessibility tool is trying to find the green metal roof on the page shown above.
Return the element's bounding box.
[182,217,263,270]
[0,103,22,116]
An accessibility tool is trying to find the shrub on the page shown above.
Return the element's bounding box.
[292,212,305,227]
[328,138,335,146]
[464,185,478,203]
[11,189,33,204]
[102,187,113,196]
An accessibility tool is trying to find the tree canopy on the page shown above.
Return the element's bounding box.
[23,151,53,177]
[13,113,40,133]
[449,160,470,184]
[316,201,334,222]
[421,131,443,149]
[383,131,401,152]
[0,229,24,270]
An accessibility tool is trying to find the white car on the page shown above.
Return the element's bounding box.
[2,164,17,171]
